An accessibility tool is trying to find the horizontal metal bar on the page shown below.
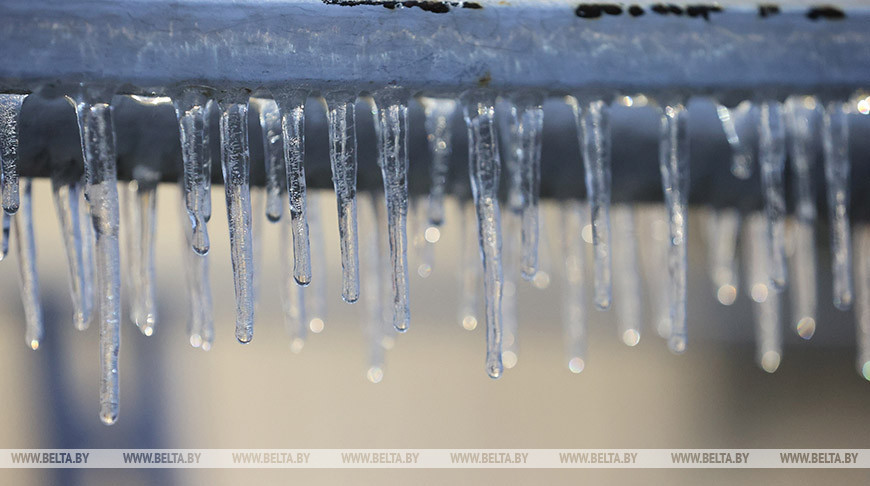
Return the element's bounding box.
[0,1,868,100]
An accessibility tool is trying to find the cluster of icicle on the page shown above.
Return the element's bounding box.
[0,88,869,426]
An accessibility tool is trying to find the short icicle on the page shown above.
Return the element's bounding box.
[515,96,544,280]
[252,98,285,222]
[324,93,360,303]
[51,178,93,330]
[373,93,411,332]
[0,93,26,214]
[573,98,613,310]
[658,103,690,353]
[784,96,820,338]
[822,100,853,310]
[274,91,312,286]
[704,208,741,306]
[419,97,457,227]
[70,89,122,425]
[611,205,642,346]
[219,95,255,343]
[758,100,788,290]
[172,89,213,255]
[463,91,505,379]
[744,213,783,373]
[559,201,588,373]
[13,179,43,350]
[715,101,754,179]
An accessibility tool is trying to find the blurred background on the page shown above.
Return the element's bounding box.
[0,178,868,484]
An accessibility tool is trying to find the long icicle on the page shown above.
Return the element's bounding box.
[173,89,212,255]
[658,103,690,354]
[419,97,457,227]
[611,205,642,346]
[758,100,788,290]
[560,200,588,373]
[822,100,853,311]
[253,98,285,222]
[463,92,504,379]
[516,97,544,280]
[704,208,741,306]
[715,101,754,179]
[324,93,360,303]
[458,196,480,331]
[14,179,42,350]
[745,213,783,373]
[51,178,92,330]
[275,92,312,286]
[280,204,307,354]
[574,98,612,310]
[0,94,26,214]
[855,224,870,380]
[784,96,820,338]
[307,191,327,331]
[219,98,255,343]
[71,92,122,425]
[374,94,411,332]
[128,176,159,336]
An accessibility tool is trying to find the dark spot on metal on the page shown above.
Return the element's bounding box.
[758,4,780,17]
[322,0,466,13]
[575,4,623,18]
[651,4,684,15]
[685,4,723,20]
[807,6,845,20]
[477,72,492,88]
[628,5,645,16]
[462,2,483,8]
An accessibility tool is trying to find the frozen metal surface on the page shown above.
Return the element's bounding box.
[0,1,867,98]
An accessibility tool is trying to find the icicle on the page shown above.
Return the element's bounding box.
[78,183,96,324]
[179,187,213,350]
[324,93,360,303]
[458,197,480,331]
[280,206,307,353]
[463,92,504,379]
[758,100,788,290]
[715,101,754,179]
[784,96,820,338]
[0,211,10,260]
[360,192,387,382]
[307,191,327,331]
[855,225,870,380]
[611,205,642,346]
[419,97,457,227]
[13,179,42,350]
[173,89,212,255]
[219,98,255,343]
[51,179,92,330]
[822,100,853,310]
[123,171,159,335]
[410,197,433,278]
[573,98,612,310]
[0,94,25,214]
[501,209,520,369]
[516,97,544,280]
[373,94,411,332]
[70,92,122,426]
[658,103,690,353]
[744,214,783,373]
[275,92,311,286]
[704,208,741,306]
[559,201,587,373]
[253,98,285,222]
